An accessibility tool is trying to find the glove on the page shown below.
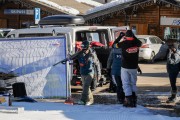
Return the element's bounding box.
[137,67,142,74]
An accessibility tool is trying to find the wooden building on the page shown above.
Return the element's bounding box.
[0,0,94,29]
[85,0,180,41]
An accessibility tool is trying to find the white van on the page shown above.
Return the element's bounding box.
[6,15,128,88]
[6,26,127,66]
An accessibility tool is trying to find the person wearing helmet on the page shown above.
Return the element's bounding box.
[61,40,101,105]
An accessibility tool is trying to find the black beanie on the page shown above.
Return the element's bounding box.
[125,30,134,37]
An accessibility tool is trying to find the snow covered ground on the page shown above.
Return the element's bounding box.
[0,101,179,120]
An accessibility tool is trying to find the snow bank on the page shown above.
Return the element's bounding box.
[0,102,179,120]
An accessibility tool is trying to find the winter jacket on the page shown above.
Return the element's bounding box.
[167,49,180,72]
[167,49,180,65]
[116,36,142,69]
[107,48,122,75]
[69,48,101,78]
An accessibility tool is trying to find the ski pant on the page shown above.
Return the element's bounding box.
[167,63,179,92]
[81,74,94,103]
[121,67,137,96]
[112,75,125,101]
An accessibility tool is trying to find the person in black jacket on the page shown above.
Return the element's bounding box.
[115,30,142,107]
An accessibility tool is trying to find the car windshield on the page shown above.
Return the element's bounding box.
[138,38,147,44]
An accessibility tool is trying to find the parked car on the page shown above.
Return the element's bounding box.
[0,28,14,38]
[136,35,169,63]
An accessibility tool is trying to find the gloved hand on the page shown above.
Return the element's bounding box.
[137,67,142,74]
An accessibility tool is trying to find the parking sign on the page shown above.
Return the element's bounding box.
[34,8,41,24]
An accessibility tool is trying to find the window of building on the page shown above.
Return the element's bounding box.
[131,26,137,35]
[164,27,180,41]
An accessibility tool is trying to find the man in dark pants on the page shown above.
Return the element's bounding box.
[61,40,101,105]
[107,32,125,104]
[166,44,180,103]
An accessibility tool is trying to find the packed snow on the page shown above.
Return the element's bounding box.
[0,102,179,120]
[86,0,134,15]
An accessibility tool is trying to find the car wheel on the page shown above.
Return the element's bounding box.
[149,52,155,63]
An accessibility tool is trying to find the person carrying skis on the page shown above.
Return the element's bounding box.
[61,40,101,105]
[115,30,142,107]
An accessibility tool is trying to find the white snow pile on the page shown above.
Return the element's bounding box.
[0,102,179,120]
[75,0,103,7]
[86,0,134,15]
[36,0,80,15]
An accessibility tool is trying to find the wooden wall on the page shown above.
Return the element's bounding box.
[0,1,50,29]
[101,4,180,40]
[0,2,33,28]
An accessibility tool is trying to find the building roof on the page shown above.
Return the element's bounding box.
[29,0,99,15]
[84,0,180,20]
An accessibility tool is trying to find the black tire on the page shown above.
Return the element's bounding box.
[148,52,155,63]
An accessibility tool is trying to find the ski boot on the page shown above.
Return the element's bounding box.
[123,96,134,107]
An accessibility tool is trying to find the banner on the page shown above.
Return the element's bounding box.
[160,17,180,26]
[0,36,69,98]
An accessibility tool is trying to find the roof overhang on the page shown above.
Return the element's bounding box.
[84,0,180,21]
[10,0,79,15]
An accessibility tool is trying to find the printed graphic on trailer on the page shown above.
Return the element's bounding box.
[0,37,68,98]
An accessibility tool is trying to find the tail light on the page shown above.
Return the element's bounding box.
[76,81,81,85]
[141,44,149,48]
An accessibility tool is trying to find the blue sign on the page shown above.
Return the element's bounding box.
[34,8,41,24]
